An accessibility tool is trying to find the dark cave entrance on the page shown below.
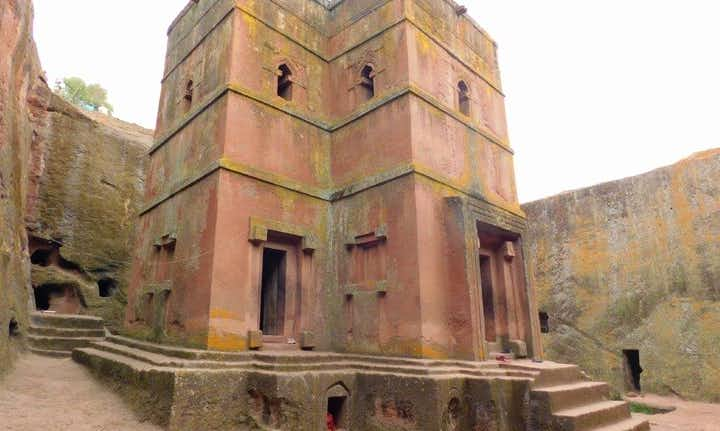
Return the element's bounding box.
[98,278,118,298]
[30,248,53,266]
[9,318,19,338]
[34,283,81,314]
[623,349,643,392]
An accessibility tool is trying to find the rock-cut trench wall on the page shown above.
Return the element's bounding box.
[0,0,153,375]
[0,0,42,375]
[523,149,720,402]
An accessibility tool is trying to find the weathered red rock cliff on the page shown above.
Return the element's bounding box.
[0,0,152,374]
[523,148,720,402]
[0,0,42,374]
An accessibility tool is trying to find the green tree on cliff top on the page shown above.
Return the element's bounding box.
[54,77,114,115]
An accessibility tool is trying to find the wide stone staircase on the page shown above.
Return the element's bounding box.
[501,362,650,431]
[28,312,106,357]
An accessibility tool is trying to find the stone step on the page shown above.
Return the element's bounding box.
[106,334,502,371]
[592,417,650,431]
[29,347,72,358]
[502,362,584,387]
[31,312,104,329]
[29,325,105,338]
[74,347,155,372]
[489,351,516,360]
[91,341,242,369]
[107,334,244,361]
[555,400,631,431]
[534,381,610,411]
[92,339,537,380]
[261,342,300,351]
[27,334,104,351]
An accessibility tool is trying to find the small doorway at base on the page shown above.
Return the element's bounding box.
[327,396,347,430]
[622,349,642,392]
[260,248,287,336]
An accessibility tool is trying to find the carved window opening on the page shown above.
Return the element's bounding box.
[623,349,642,392]
[184,80,194,110]
[98,278,118,298]
[458,81,470,116]
[9,318,19,338]
[360,64,375,100]
[539,311,550,333]
[277,64,293,101]
[479,255,496,342]
[260,248,287,336]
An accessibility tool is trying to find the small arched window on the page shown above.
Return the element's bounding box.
[458,81,470,116]
[184,80,194,110]
[360,64,375,100]
[277,64,293,101]
[539,311,550,333]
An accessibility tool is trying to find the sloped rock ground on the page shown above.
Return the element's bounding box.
[0,354,160,431]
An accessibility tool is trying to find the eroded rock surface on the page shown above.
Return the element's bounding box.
[0,0,152,375]
[25,85,151,326]
[0,0,42,375]
[523,148,720,402]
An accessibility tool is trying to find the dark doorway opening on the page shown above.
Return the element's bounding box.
[9,318,19,337]
[31,248,53,266]
[98,278,118,298]
[260,248,287,336]
[327,396,347,430]
[479,255,496,342]
[539,311,550,333]
[34,284,62,310]
[34,283,80,312]
[623,349,642,392]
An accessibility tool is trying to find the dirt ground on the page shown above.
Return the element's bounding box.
[631,393,720,431]
[0,353,160,431]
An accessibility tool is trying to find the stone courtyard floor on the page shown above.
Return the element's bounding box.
[631,393,720,431]
[0,353,160,431]
[1,353,719,430]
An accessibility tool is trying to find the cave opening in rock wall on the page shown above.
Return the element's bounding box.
[9,318,19,338]
[30,248,53,266]
[98,278,118,298]
[34,283,81,314]
[623,349,643,392]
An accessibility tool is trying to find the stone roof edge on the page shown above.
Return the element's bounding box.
[167,1,198,35]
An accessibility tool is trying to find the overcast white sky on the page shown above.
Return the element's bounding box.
[33,0,720,202]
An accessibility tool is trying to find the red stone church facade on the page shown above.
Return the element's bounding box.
[125,0,542,361]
